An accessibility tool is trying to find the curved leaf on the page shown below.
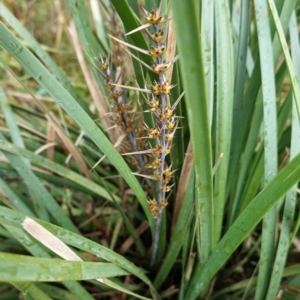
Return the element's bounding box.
[0,253,129,281]
[186,152,300,299]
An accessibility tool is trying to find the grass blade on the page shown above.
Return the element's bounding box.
[0,253,129,281]
[0,178,34,216]
[4,223,95,299]
[0,205,155,290]
[213,0,234,246]
[253,0,278,298]
[0,139,120,203]
[267,0,300,117]
[230,0,250,166]
[186,151,300,299]
[13,282,52,300]
[201,0,214,126]
[170,0,213,264]
[265,11,300,300]
[227,0,297,199]
[0,132,78,233]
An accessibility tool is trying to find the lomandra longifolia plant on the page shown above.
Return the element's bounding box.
[98,7,181,265]
[3,0,300,299]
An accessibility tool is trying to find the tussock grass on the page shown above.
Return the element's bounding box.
[1,1,300,299]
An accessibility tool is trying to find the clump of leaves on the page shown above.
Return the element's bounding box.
[1,1,300,300]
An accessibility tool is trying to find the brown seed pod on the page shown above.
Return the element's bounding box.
[161,185,172,193]
[153,170,162,180]
[150,145,162,158]
[110,91,122,100]
[100,62,109,71]
[146,158,162,169]
[160,199,168,208]
[161,81,173,95]
[166,119,176,130]
[151,29,164,43]
[149,45,165,58]
[163,166,173,178]
[147,198,159,218]
[151,62,170,74]
[151,82,162,95]
[144,8,166,25]
[165,131,175,142]
[148,128,161,139]
[113,103,128,113]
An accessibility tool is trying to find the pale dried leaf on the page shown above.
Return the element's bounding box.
[46,113,92,180]
[171,141,193,233]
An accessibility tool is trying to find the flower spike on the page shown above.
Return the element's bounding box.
[105,5,183,266]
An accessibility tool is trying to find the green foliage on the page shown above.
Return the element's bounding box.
[0,0,300,299]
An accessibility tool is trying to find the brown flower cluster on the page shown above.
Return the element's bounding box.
[99,7,181,218]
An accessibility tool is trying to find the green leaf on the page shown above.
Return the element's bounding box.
[0,206,156,292]
[267,0,300,119]
[13,282,52,300]
[0,252,129,281]
[4,224,95,300]
[170,0,213,264]
[265,11,300,300]
[0,132,78,232]
[213,0,234,246]
[186,151,300,299]
[253,0,278,297]
[0,139,120,203]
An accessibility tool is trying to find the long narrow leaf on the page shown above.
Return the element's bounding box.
[0,139,120,203]
[213,0,234,246]
[0,132,77,233]
[0,205,155,292]
[13,282,52,300]
[265,11,300,299]
[267,0,300,118]
[186,151,300,299]
[253,0,278,298]
[0,253,129,281]
[170,0,213,264]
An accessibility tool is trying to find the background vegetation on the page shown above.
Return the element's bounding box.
[1,0,300,299]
